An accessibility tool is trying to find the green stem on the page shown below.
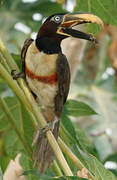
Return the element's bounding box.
[0,52,11,73]
[52,160,63,176]
[0,96,32,157]
[0,38,19,71]
[0,62,37,129]
[58,137,94,179]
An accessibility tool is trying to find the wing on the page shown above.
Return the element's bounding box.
[21,38,38,99]
[21,38,34,73]
[54,53,70,117]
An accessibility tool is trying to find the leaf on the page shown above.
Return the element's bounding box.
[65,100,97,117]
[23,170,88,180]
[86,154,117,180]
[0,111,9,131]
[61,113,77,142]
[75,124,96,155]
[0,96,20,132]
[104,153,117,163]
[20,154,35,180]
[4,97,22,128]
[75,0,117,26]
[4,130,24,159]
[0,156,10,173]
[21,104,34,148]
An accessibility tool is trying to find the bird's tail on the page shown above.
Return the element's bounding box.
[33,108,60,173]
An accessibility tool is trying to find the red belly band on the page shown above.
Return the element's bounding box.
[25,65,57,84]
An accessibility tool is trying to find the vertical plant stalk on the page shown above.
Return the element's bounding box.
[0,52,11,73]
[0,38,19,71]
[52,160,63,176]
[0,96,32,157]
[0,62,31,114]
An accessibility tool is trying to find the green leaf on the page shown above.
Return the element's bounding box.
[20,154,35,180]
[75,124,96,155]
[0,96,20,132]
[4,130,24,159]
[21,104,34,148]
[65,100,97,117]
[86,154,117,180]
[23,170,88,180]
[75,0,117,26]
[0,156,10,173]
[3,97,22,128]
[61,113,77,142]
[0,111,9,131]
[104,153,117,163]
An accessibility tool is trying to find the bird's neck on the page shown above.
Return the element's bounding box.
[36,36,61,54]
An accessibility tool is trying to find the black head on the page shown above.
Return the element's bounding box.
[36,12,103,54]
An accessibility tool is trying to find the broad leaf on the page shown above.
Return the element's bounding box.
[0,156,10,173]
[87,154,116,180]
[4,130,24,159]
[65,100,97,117]
[0,96,20,131]
[21,104,34,149]
[61,113,77,142]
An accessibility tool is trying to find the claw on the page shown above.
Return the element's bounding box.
[32,116,59,146]
[11,70,25,80]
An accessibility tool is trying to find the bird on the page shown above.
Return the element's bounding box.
[11,12,103,173]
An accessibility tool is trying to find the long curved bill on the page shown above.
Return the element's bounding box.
[57,12,104,42]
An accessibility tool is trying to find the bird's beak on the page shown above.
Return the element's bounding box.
[57,12,104,42]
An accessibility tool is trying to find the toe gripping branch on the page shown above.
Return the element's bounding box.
[11,70,25,80]
[32,116,59,146]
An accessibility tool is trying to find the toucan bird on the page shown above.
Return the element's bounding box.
[11,12,103,173]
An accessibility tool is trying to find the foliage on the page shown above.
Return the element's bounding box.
[0,0,117,180]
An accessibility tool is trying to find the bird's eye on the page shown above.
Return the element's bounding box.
[54,16,61,23]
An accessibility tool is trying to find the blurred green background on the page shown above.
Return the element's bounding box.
[0,0,117,179]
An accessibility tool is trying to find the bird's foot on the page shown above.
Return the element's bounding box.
[32,116,59,146]
[11,70,25,80]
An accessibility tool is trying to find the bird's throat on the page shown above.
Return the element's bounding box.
[36,37,61,54]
